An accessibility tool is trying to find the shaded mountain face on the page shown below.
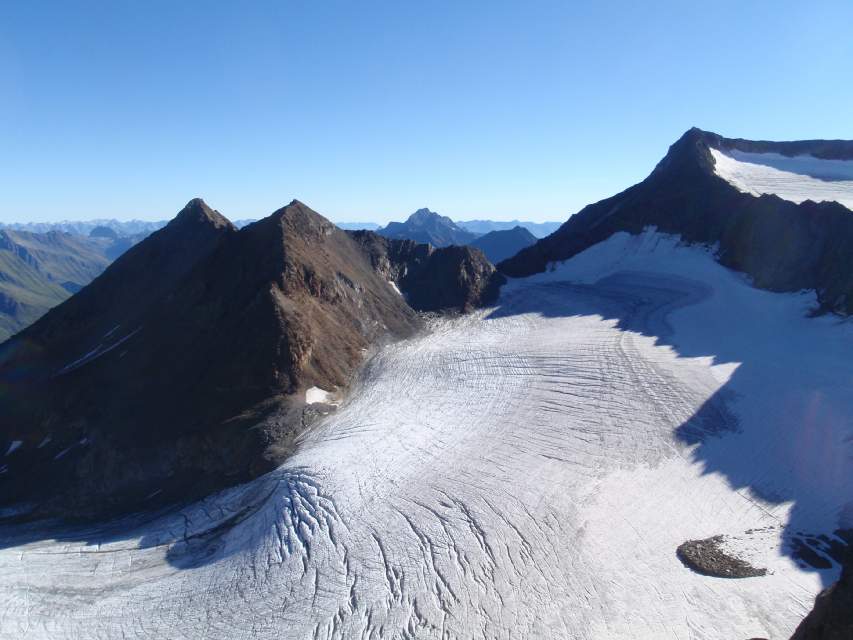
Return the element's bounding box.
[471,225,537,263]
[500,128,853,315]
[350,231,505,312]
[378,208,480,247]
[791,550,853,639]
[0,199,503,520]
[457,219,561,238]
[0,230,113,341]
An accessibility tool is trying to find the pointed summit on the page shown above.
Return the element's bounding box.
[170,197,234,230]
[246,199,338,248]
[500,128,853,315]
[408,208,437,221]
[378,207,479,247]
[4,199,236,370]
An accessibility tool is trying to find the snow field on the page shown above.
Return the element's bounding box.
[710,148,853,209]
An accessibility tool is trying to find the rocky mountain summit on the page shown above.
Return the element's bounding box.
[500,127,853,315]
[0,199,502,520]
[378,207,480,247]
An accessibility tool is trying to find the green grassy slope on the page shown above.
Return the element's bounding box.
[0,231,112,342]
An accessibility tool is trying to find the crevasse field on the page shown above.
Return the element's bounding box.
[1,230,851,640]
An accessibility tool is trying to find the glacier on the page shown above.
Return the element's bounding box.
[0,230,851,639]
[710,148,853,209]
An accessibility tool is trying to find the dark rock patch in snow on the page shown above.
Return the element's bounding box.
[677,535,767,578]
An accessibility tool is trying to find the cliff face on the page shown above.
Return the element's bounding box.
[500,128,853,315]
[350,231,506,312]
[0,200,504,520]
[791,551,853,640]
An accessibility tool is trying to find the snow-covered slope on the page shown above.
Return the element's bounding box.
[1,230,850,639]
[711,148,853,209]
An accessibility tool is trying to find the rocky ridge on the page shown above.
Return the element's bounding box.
[500,128,853,315]
[0,199,502,520]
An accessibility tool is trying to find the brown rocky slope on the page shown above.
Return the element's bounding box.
[0,199,503,520]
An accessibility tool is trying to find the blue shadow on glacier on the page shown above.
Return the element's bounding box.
[0,465,326,570]
[486,271,851,586]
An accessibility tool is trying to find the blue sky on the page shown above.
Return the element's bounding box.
[1,1,851,224]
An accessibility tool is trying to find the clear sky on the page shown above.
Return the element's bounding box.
[1,1,851,224]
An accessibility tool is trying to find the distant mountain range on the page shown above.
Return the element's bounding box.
[0,230,114,341]
[339,219,560,237]
[1,217,259,236]
[457,219,561,238]
[0,219,167,237]
[334,222,381,231]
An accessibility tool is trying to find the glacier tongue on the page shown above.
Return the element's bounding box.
[1,230,851,640]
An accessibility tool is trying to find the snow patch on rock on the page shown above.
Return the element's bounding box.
[305,386,336,405]
[4,441,21,456]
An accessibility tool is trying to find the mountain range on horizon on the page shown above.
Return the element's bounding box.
[0,229,118,341]
[1,216,562,238]
[0,211,545,341]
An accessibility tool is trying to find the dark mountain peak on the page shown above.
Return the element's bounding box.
[271,199,330,226]
[649,127,718,181]
[250,199,338,245]
[379,208,479,247]
[409,207,437,220]
[665,127,853,164]
[510,224,536,236]
[170,197,234,231]
[500,129,853,315]
[6,200,237,362]
[407,208,449,225]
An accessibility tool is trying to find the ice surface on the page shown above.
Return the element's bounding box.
[0,230,850,639]
[711,148,853,209]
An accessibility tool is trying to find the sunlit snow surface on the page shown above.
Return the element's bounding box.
[305,386,335,405]
[2,230,852,639]
[711,148,853,209]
